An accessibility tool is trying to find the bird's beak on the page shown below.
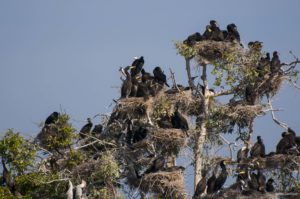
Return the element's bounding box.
[237,171,246,174]
[208,28,212,32]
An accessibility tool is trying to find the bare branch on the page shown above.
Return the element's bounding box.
[169,68,180,91]
[267,98,289,130]
[213,89,234,97]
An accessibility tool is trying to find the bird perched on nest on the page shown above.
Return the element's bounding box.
[276,129,297,154]
[270,51,282,73]
[250,136,265,158]
[193,170,207,198]
[153,66,169,87]
[79,118,93,139]
[45,111,60,126]
[120,66,133,98]
[171,105,189,133]
[226,23,240,43]
[202,25,213,40]
[209,20,225,41]
[91,123,103,135]
[130,56,144,77]
[206,171,217,194]
[184,32,203,46]
[213,160,228,193]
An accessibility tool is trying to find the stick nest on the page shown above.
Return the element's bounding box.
[139,170,186,199]
[194,40,243,64]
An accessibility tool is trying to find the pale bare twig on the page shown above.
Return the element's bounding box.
[268,98,288,130]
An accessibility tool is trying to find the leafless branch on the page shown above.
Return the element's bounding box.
[213,89,234,97]
[185,58,196,90]
[218,134,236,161]
[169,68,180,91]
[267,98,288,130]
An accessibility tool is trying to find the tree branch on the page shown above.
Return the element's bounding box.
[267,98,288,130]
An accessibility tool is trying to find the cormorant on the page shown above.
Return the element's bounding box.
[121,66,133,98]
[248,171,259,191]
[257,170,266,193]
[157,114,173,129]
[129,76,139,97]
[45,112,59,125]
[202,25,213,40]
[271,51,281,73]
[92,124,103,135]
[213,160,228,193]
[266,178,275,192]
[184,32,202,46]
[194,171,207,198]
[226,23,240,42]
[209,20,224,41]
[237,146,249,163]
[131,56,144,77]
[153,66,169,87]
[171,105,189,132]
[141,68,154,83]
[145,156,165,173]
[276,130,296,154]
[206,172,216,194]
[79,118,93,138]
[250,136,265,158]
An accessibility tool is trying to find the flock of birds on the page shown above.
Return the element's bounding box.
[193,128,300,198]
[119,56,171,100]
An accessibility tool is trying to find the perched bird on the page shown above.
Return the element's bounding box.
[145,156,165,173]
[171,105,189,132]
[129,77,139,97]
[194,171,207,198]
[226,23,240,42]
[213,160,228,193]
[237,146,249,163]
[157,114,173,129]
[121,66,133,98]
[266,178,275,192]
[45,112,60,125]
[130,56,144,77]
[270,51,281,73]
[276,130,296,154]
[206,172,216,194]
[257,170,266,193]
[92,124,103,135]
[153,66,169,87]
[248,171,259,191]
[184,32,202,46]
[209,20,224,41]
[248,41,263,51]
[79,118,93,138]
[141,68,154,83]
[250,136,265,158]
[202,25,213,40]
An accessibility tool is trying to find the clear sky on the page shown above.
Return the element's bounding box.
[1,0,300,194]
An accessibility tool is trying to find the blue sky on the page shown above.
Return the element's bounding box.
[1,0,300,194]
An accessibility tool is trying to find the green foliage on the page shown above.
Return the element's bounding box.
[0,129,36,175]
[0,187,14,199]
[15,172,66,199]
[65,150,85,170]
[96,152,119,181]
[43,113,76,152]
[152,96,172,120]
[175,42,197,59]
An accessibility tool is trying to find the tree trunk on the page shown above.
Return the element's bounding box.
[194,64,209,190]
[185,57,195,90]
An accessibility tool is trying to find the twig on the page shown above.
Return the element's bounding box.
[41,178,70,184]
[218,134,235,160]
[169,68,180,91]
[78,132,117,147]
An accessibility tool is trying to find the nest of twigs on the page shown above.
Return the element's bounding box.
[257,73,284,97]
[164,90,197,114]
[139,170,186,198]
[194,40,243,64]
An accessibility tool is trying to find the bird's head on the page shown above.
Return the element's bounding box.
[210,20,219,28]
[87,118,92,123]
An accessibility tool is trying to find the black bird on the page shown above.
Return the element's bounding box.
[153,66,169,87]
[226,23,240,42]
[171,105,189,132]
[80,118,93,138]
[184,32,202,46]
[276,130,296,154]
[237,146,249,163]
[213,160,228,193]
[132,126,148,143]
[202,25,213,40]
[145,156,165,174]
[206,172,216,194]
[157,114,173,129]
[271,51,281,73]
[257,170,266,193]
[248,41,263,51]
[121,66,133,98]
[250,136,265,158]
[92,124,103,135]
[248,171,259,191]
[45,112,59,125]
[194,171,207,198]
[129,76,139,97]
[141,68,154,83]
[266,178,275,192]
[131,56,144,77]
[209,20,224,41]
